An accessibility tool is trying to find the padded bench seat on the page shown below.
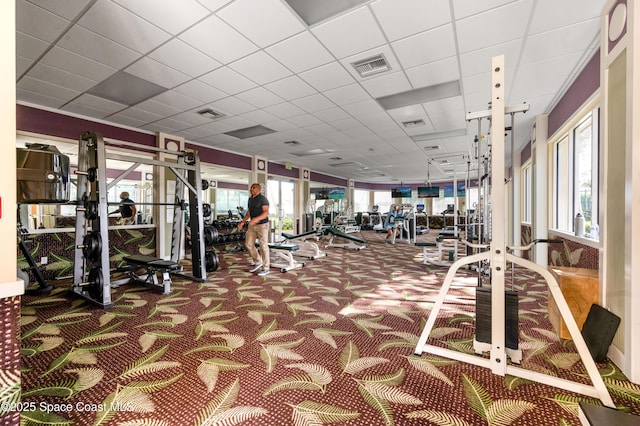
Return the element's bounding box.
[117,255,181,294]
[124,255,181,271]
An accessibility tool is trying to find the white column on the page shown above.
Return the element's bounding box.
[532,115,549,267]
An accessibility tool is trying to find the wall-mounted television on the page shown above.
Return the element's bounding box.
[391,186,412,198]
[314,189,329,200]
[443,183,465,197]
[328,188,345,200]
[417,186,440,198]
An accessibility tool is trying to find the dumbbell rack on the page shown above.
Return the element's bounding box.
[71,131,210,308]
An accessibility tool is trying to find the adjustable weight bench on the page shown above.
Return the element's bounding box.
[415,241,437,264]
[324,227,367,251]
[256,242,305,272]
[115,255,182,294]
[281,230,327,260]
[420,235,461,266]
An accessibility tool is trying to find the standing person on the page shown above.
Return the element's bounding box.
[384,204,400,243]
[238,183,270,276]
[114,191,137,225]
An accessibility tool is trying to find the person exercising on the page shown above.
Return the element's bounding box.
[384,204,400,243]
[114,191,137,225]
[238,183,270,276]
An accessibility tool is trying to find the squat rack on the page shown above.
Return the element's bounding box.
[413,56,615,407]
[72,131,209,308]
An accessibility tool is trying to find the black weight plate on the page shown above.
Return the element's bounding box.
[205,250,219,272]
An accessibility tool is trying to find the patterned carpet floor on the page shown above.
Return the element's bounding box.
[14,230,640,425]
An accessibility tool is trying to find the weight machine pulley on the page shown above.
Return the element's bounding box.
[71,131,215,308]
[413,55,615,407]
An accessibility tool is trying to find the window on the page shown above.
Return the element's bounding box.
[551,108,599,237]
[521,162,532,223]
[353,189,370,213]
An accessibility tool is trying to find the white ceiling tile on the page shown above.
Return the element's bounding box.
[264,75,316,101]
[299,62,355,92]
[287,114,322,127]
[58,25,141,69]
[17,0,70,43]
[235,87,284,109]
[107,114,149,128]
[456,1,531,53]
[164,111,212,127]
[428,110,467,132]
[239,109,280,124]
[173,80,227,103]
[372,0,452,42]
[210,96,257,116]
[520,19,601,65]
[17,88,67,109]
[17,76,80,102]
[40,46,117,83]
[197,0,233,12]
[459,40,521,77]
[263,119,298,132]
[26,0,93,20]
[150,117,195,131]
[312,7,387,59]
[150,90,201,112]
[148,39,221,78]
[265,31,334,73]
[112,0,210,35]
[199,67,257,95]
[78,0,170,54]
[529,0,603,35]
[228,51,292,85]
[179,15,258,64]
[323,83,370,105]
[406,56,460,88]
[387,104,427,122]
[305,123,338,135]
[329,117,363,131]
[126,57,191,89]
[392,24,456,69]
[17,56,34,76]
[423,96,465,115]
[26,63,96,92]
[218,0,305,48]
[112,107,163,123]
[342,99,385,117]
[452,0,515,20]
[511,53,583,98]
[313,107,350,122]
[63,93,127,116]
[360,71,412,98]
[134,98,184,117]
[263,102,306,119]
[291,93,335,113]
[16,32,49,60]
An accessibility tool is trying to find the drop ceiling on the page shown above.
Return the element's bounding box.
[16,0,604,183]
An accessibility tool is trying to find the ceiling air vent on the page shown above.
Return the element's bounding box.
[197,108,226,120]
[402,119,425,128]
[352,54,390,78]
[424,145,441,151]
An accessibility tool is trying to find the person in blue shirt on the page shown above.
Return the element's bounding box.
[384,205,400,243]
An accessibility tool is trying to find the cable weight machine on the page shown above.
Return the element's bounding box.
[413,56,615,407]
[72,131,212,308]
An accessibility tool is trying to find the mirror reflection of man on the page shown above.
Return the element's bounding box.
[114,191,137,225]
[238,183,270,276]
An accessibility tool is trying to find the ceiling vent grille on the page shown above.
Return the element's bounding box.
[424,145,441,151]
[197,108,226,120]
[352,54,390,78]
[402,119,425,128]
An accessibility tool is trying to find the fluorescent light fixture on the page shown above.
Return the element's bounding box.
[402,119,425,128]
[224,125,275,139]
[411,128,467,142]
[377,80,461,111]
[87,71,167,106]
[284,0,369,25]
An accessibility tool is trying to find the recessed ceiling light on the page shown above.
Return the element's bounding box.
[87,71,167,106]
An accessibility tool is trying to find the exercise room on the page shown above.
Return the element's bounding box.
[3,1,640,425]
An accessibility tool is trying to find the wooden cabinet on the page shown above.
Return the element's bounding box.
[548,266,600,340]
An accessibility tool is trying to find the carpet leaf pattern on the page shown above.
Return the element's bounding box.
[13,231,640,425]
